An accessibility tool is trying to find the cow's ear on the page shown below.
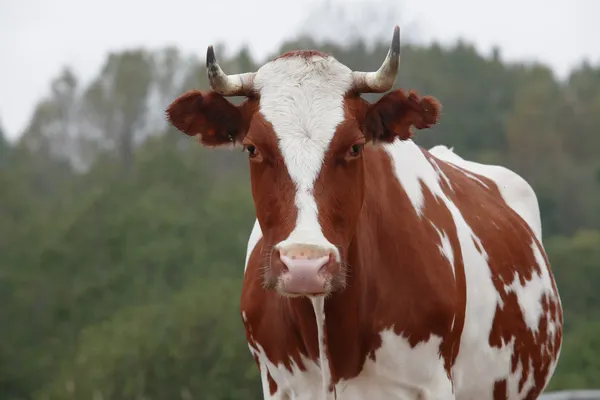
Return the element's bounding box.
[166,90,252,147]
[362,89,441,143]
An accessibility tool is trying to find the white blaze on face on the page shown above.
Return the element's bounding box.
[254,54,353,260]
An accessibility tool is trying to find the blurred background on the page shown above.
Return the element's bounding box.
[1,0,600,398]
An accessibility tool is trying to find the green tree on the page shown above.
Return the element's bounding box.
[0,121,9,168]
[80,50,154,174]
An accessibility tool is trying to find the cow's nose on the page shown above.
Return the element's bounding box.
[276,244,337,295]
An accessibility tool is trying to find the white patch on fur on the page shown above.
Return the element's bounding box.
[244,309,319,399]
[506,359,536,399]
[249,339,323,399]
[428,144,543,240]
[532,238,563,388]
[247,330,455,399]
[433,225,455,278]
[253,55,353,259]
[244,219,263,272]
[428,156,454,192]
[503,241,559,333]
[311,297,335,399]
[335,333,455,399]
[385,140,430,216]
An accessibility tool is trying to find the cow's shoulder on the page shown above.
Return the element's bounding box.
[429,145,542,239]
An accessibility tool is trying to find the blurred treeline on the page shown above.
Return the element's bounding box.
[1,33,600,399]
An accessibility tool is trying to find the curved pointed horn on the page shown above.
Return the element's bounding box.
[351,26,401,93]
[206,45,256,96]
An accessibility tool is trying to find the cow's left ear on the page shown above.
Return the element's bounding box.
[362,89,441,143]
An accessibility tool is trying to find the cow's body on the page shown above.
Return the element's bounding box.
[166,27,562,400]
[242,141,562,399]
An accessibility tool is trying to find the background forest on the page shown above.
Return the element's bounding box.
[1,28,600,399]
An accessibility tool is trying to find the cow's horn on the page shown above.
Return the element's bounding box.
[206,45,256,96]
[351,26,401,93]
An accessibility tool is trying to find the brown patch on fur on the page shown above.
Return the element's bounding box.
[165,90,258,146]
[267,371,278,395]
[244,113,299,288]
[420,181,468,376]
[494,379,507,399]
[274,50,331,61]
[242,251,319,373]
[363,89,441,142]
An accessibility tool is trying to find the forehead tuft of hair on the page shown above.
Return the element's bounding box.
[274,50,331,62]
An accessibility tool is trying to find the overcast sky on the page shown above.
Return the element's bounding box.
[1,0,599,139]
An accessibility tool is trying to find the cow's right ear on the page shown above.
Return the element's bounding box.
[166,90,251,147]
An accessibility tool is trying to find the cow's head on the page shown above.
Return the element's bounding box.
[166,27,440,297]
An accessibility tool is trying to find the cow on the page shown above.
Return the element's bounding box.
[166,26,563,400]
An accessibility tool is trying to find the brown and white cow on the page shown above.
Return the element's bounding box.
[166,26,563,400]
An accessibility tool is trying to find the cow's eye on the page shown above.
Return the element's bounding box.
[244,144,258,158]
[349,144,363,157]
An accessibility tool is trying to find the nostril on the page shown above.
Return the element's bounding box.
[272,250,289,273]
[319,252,337,273]
[276,250,289,272]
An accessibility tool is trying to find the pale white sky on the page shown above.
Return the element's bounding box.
[1,0,599,139]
